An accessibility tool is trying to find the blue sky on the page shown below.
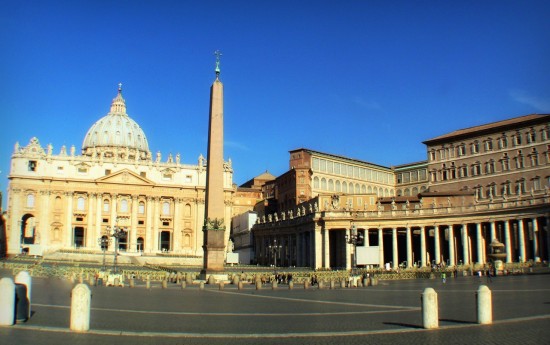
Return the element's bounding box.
[1,1,549,209]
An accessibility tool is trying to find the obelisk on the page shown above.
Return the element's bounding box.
[201,50,226,275]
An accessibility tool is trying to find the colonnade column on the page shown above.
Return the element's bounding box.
[130,195,138,252]
[406,227,412,268]
[476,223,484,265]
[86,193,95,248]
[145,197,153,253]
[420,226,426,267]
[95,194,102,248]
[504,220,512,263]
[364,230,370,246]
[323,227,329,269]
[296,233,302,267]
[39,191,51,248]
[518,219,526,263]
[490,221,496,242]
[153,197,160,252]
[462,225,470,265]
[448,226,455,266]
[434,225,441,265]
[345,229,351,270]
[173,198,181,253]
[65,192,73,248]
[378,228,384,267]
[532,218,539,262]
[392,228,398,269]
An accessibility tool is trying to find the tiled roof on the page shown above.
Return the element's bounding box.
[423,114,549,144]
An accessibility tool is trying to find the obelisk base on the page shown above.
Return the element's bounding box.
[199,228,226,281]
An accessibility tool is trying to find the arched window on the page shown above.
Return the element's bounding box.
[328,179,334,191]
[77,197,85,211]
[321,178,327,190]
[162,201,170,215]
[342,182,348,193]
[368,186,373,194]
[55,196,62,210]
[138,201,145,214]
[335,180,341,192]
[355,184,360,193]
[120,199,128,213]
[185,204,192,217]
[313,176,320,189]
[26,194,35,208]
[361,185,366,194]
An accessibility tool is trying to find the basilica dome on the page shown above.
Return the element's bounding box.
[82,85,150,160]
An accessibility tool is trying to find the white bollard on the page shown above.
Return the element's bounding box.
[421,287,439,329]
[70,284,91,332]
[0,278,16,326]
[15,271,32,320]
[476,285,492,324]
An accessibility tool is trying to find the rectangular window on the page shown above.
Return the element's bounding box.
[105,169,111,175]
[326,161,333,174]
[140,172,147,177]
[185,175,192,183]
[78,167,88,174]
[28,160,37,171]
[312,158,320,171]
[319,159,326,172]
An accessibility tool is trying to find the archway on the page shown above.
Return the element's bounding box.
[21,214,36,245]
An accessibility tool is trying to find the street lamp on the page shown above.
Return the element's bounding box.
[268,239,282,269]
[106,219,127,274]
[345,225,363,274]
[97,236,112,271]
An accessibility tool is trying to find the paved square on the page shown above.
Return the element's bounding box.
[1,270,549,344]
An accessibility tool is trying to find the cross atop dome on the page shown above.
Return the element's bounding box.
[214,50,222,79]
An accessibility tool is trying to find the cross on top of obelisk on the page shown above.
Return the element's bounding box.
[214,50,222,78]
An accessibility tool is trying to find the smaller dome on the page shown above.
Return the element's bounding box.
[82,84,150,160]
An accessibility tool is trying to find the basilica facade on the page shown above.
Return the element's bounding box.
[6,85,234,258]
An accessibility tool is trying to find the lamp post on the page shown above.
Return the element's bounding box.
[345,225,363,274]
[106,219,127,274]
[268,239,282,270]
[97,236,112,271]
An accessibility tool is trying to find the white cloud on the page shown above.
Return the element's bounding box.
[509,90,550,112]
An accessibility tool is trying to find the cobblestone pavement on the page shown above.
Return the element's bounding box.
[1,270,549,345]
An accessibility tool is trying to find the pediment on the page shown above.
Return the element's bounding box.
[96,169,154,186]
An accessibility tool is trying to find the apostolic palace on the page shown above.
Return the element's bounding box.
[2,75,549,271]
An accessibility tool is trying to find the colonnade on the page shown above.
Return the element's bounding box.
[253,216,549,270]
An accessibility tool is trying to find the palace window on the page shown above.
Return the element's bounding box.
[532,177,541,191]
[516,179,526,194]
[487,184,497,198]
[313,176,319,189]
[471,141,480,154]
[77,167,88,174]
[484,139,493,152]
[541,126,549,141]
[501,181,512,195]
[513,132,522,146]
[527,130,536,143]
[485,160,495,174]
[321,178,327,190]
[162,172,173,181]
[471,163,481,176]
[335,180,341,192]
[514,152,524,169]
[529,149,539,166]
[328,179,334,191]
[501,154,510,171]
[498,135,508,149]
[430,150,436,161]
[457,144,466,156]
